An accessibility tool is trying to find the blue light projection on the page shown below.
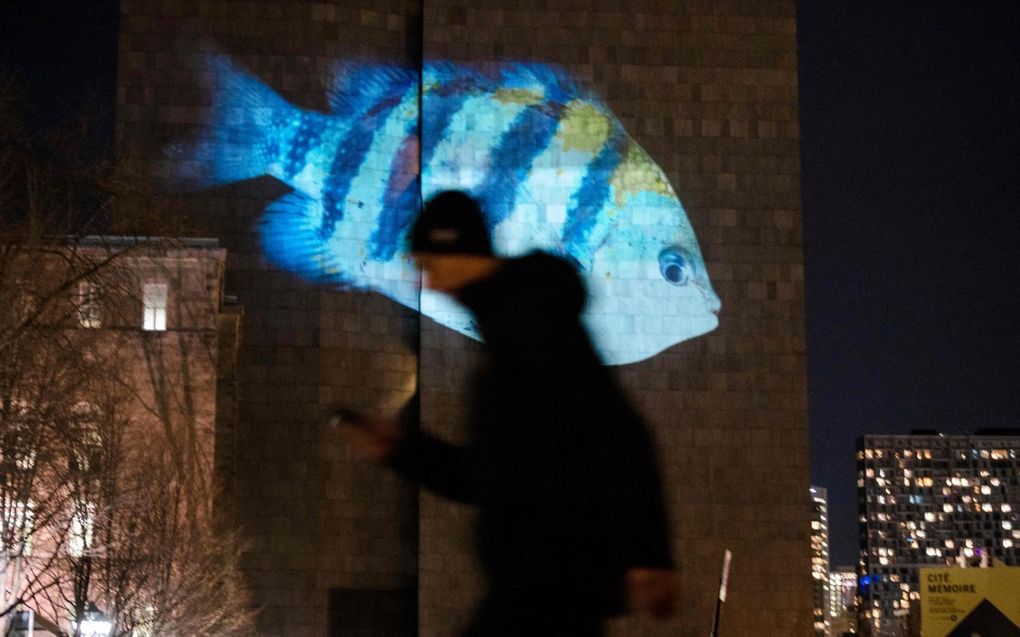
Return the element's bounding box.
[170,53,721,364]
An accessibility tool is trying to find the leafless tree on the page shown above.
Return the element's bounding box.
[0,71,254,637]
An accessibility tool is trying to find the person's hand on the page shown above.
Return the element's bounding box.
[626,568,677,619]
[335,412,404,463]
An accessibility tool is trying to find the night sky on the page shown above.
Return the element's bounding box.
[798,3,1020,565]
[3,1,1019,567]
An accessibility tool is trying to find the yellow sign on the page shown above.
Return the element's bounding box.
[920,567,1020,636]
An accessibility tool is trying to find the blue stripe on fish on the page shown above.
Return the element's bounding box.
[421,88,472,168]
[367,73,480,259]
[474,101,568,227]
[282,113,329,181]
[317,91,411,240]
[561,131,629,263]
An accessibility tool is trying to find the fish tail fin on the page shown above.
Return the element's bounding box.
[164,53,293,188]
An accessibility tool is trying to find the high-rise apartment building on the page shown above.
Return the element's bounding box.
[811,486,831,637]
[857,431,1020,635]
[828,565,857,635]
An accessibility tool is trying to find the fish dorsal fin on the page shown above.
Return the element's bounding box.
[423,62,604,112]
[327,62,418,117]
[497,63,605,110]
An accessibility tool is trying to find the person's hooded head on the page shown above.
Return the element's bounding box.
[411,191,498,294]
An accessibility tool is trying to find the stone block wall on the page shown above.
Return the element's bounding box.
[116,1,810,635]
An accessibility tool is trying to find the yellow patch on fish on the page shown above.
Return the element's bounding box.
[557,101,610,152]
[610,144,673,205]
[493,88,543,105]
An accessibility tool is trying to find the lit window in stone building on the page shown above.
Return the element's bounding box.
[68,501,95,557]
[142,282,167,331]
[0,500,35,556]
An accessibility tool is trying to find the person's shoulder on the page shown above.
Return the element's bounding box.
[502,251,586,313]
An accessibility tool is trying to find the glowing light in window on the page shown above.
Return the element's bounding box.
[143,283,168,331]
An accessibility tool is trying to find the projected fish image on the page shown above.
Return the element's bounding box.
[171,53,720,364]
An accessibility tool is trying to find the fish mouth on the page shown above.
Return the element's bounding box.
[697,282,722,315]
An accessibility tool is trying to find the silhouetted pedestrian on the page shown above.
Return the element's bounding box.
[346,190,675,636]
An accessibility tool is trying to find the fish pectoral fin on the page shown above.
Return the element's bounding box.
[260,192,346,284]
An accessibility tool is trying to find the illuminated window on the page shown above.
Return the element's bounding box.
[0,500,35,556]
[142,283,168,331]
[68,500,96,557]
[77,281,101,328]
[67,401,103,468]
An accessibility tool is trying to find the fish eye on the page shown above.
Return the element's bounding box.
[659,248,693,286]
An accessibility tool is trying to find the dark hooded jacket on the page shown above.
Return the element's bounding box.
[391,251,672,616]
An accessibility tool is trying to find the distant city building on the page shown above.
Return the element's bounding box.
[811,486,831,637]
[857,432,1020,636]
[828,565,857,634]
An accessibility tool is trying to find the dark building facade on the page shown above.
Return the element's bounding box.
[117,1,811,635]
[857,432,1020,636]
